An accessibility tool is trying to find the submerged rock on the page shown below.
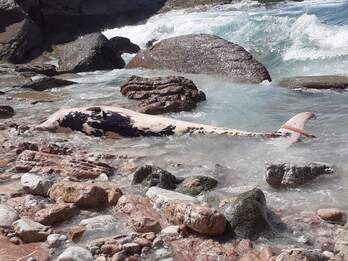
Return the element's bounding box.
[13,217,51,243]
[109,36,140,54]
[279,75,348,90]
[265,162,334,188]
[175,175,218,196]
[164,201,226,236]
[222,188,272,240]
[120,75,206,114]
[0,105,15,119]
[127,34,271,83]
[317,208,343,222]
[57,246,93,261]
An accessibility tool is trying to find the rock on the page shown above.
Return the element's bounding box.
[163,201,226,236]
[159,0,231,12]
[20,173,54,196]
[265,162,334,188]
[94,182,123,206]
[278,75,348,90]
[122,242,141,255]
[13,63,58,76]
[13,91,63,103]
[6,195,48,217]
[109,37,140,54]
[67,226,86,242]
[57,246,93,261]
[116,194,162,233]
[222,188,271,240]
[80,215,118,237]
[276,248,323,261]
[13,217,51,243]
[48,181,120,208]
[55,33,125,73]
[46,233,67,248]
[146,187,199,208]
[40,143,73,155]
[120,75,206,114]
[317,208,343,222]
[175,175,218,196]
[127,34,271,83]
[0,105,14,119]
[0,205,19,228]
[16,150,114,179]
[16,142,39,155]
[34,203,78,225]
[0,1,42,63]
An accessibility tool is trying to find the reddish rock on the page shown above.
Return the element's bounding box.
[163,201,226,236]
[16,150,114,179]
[101,243,122,256]
[13,217,51,243]
[67,226,86,242]
[239,247,274,261]
[317,208,343,222]
[34,203,78,225]
[6,195,47,218]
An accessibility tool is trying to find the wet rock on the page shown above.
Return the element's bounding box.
[279,75,348,90]
[146,187,199,208]
[14,63,59,76]
[163,201,226,236]
[109,36,140,54]
[175,175,218,196]
[266,162,334,188]
[46,233,67,248]
[0,105,14,119]
[16,150,114,179]
[239,246,274,261]
[6,195,47,217]
[122,242,141,254]
[40,143,73,155]
[120,75,206,114]
[276,248,324,261]
[116,194,162,233]
[80,215,117,235]
[16,142,39,155]
[94,182,123,206]
[48,181,120,208]
[317,208,343,222]
[55,33,125,73]
[21,173,54,196]
[13,217,51,243]
[127,34,271,84]
[57,246,93,261]
[222,188,271,240]
[34,203,78,225]
[0,205,19,228]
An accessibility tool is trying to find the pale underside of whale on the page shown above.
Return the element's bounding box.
[36,106,316,145]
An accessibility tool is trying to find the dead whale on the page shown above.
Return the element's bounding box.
[36,106,316,144]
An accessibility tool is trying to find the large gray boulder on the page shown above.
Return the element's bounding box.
[127,34,271,84]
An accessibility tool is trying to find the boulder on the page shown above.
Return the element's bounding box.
[55,33,125,73]
[120,75,206,114]
[265,162,334,188]
[13,217,51,243]
[20,173,54,196]
[116,194,162,233]
[16,150,114,179]
[222,188,271,240]
[164,201,226,236]
[279,75,348,90]
[109,36,140,54]
[57,246,93,261]
[127,34,271,83]
[146,187,199,208]
[34,203,78,225]
[46,233,67,248]
[0,205,19,228]
[0,105,14,119]
[48,181,119,208]
[16,142,39,155]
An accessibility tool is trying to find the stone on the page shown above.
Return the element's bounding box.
[127,34,271,84]
[48,181,119,208]
[16,142,39,155]
[0,105,14,119]
[175,175,218,196]
[0,204,19,228]
[265,162,334,188]
[21,173,54,196]
[57,246,93,261]
[46,233,67,248]
[109,36,140,54]
[120,75,206,114]
[276,248,323,261]
[279,75,348,90]
[13,217,51,243]
[6,195,47,217]
[116,194,162,233]
[13,91,63,103]
[55,33,125,73]
[163,201,226,236]
[222,188,271,240]
[317,208,343,222]
[80,215,117,234]
[14,63,59,76]
[34,203,78,225]
[146,187,199,208]
[16,150,114,179]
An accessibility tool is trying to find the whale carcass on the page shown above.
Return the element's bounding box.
[36,106,316,144]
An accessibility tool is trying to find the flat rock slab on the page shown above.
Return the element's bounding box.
[278,75,348,90]
[13,217,51,243]
[127,34,271,84]
[120,75,206,114]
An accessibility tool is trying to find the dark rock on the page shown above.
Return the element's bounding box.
[279,75,348,90]
[13,217,51,243]
[14,63,59,76]
[16,142,39,155]
[55,33,125,73]
[0,105,15,119]
[175,176,218,196]
[40,143,73,155]
[265,162,334,188]
[109,37,140,54]
[222,188,272,240]
[159,0,231,12]
[145,39,158,48]
[127,34,271,83]
[120,75,206,114]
